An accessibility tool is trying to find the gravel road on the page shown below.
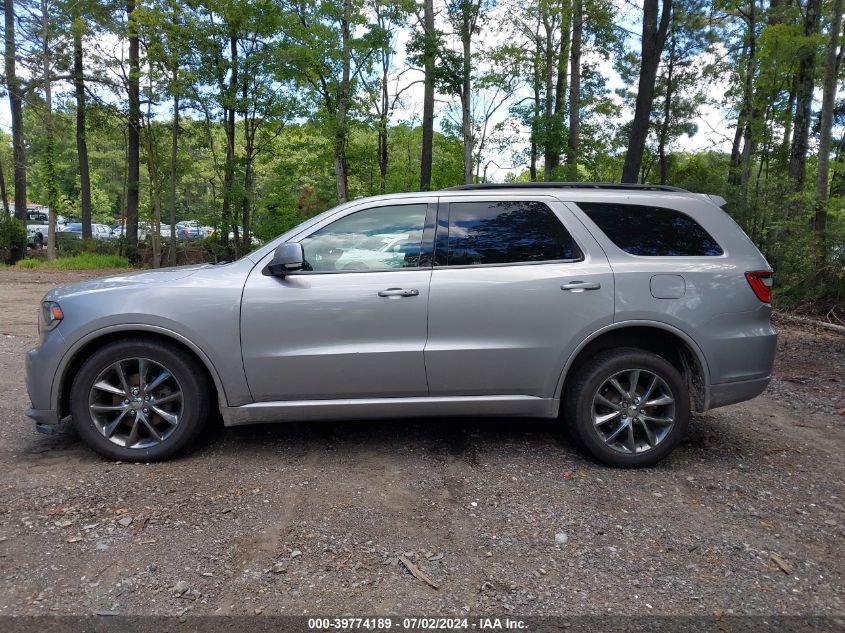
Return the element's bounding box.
[0,268,842,618]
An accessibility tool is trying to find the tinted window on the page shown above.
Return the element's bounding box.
[444,201,580,266]
[301,204,427,272]
[578,202,723,256]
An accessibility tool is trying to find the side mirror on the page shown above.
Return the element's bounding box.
[266,242,304,277]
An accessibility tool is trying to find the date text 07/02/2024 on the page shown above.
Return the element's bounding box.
[307,617,528,630]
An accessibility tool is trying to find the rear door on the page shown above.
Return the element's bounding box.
[424,195,614,398]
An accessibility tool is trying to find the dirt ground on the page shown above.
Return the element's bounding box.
[0,268,842,618]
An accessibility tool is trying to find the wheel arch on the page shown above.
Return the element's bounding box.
[55,325,227,420]
[556,321,710,413]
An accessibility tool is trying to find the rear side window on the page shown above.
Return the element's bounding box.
[578,202,723,256]
[444,201,581,266]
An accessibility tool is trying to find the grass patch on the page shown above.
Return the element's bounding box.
[15,253,131,270]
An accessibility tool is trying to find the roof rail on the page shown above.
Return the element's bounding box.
[442,182,689,192]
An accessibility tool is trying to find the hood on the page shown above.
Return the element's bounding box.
[44,264,210,302]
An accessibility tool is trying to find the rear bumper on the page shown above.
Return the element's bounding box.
[705,375,771,410]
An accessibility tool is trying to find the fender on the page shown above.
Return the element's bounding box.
[552,319,712,402]
[51,323,230,413]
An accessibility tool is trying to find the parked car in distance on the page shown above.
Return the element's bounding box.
[64,223,115,239]
[178,220,209,237]
[23,210,68,248]
[25,183,776,467]
[227,226,260,245]
[110,224,149,241]
[152,223,176,238]
[175,223,204,240]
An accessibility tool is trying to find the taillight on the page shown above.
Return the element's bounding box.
[745,271,773,303]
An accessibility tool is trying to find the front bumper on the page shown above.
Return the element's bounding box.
[25,407,65,433]
[25,331,66,431]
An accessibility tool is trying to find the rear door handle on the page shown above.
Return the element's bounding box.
[561,281,601,292]
[378,288,420,298]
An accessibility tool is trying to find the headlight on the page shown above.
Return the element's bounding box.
[40,301,64,333]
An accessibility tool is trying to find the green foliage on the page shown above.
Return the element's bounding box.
[0,218,29,264]
[2,0,841,310]
[765,215,845,308]
[197,236,238,264]
[15,253,131,270]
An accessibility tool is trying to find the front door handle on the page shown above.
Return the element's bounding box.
[561,281,601,292]
[378,288,420,298]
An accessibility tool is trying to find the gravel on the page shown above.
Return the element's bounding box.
[0,269,842,617]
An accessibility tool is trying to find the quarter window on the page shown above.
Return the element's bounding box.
[578,202,723,256]
[444,201,581,266]
[300,204,428,272]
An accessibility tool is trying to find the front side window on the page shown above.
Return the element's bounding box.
[444,201,581,266]
[577,202,723,256]
[300,203,428,272]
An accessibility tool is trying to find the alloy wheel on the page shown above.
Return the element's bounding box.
[591,368,676,454]
[87,357,183,449]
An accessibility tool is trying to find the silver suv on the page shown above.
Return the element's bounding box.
[25,183,776,467]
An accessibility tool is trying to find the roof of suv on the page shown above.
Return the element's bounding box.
[443,182,688,192]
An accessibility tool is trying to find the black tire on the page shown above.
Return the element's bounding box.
[563,347,689,468]
[69,338,211,462]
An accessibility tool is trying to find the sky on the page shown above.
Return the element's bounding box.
[384,0,737,181]
[0,0,738,185]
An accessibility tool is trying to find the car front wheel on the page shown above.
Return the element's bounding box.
[69,338,211,462]
[564,348,689,468]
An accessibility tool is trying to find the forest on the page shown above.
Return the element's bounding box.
[1,0,844,306]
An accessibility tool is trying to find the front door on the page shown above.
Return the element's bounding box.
[241,199,436,402]
[424,195,615,398]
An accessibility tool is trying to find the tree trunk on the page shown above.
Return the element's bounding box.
[221,32,238,248]
[334,0,351,201]
[731,8,758,190]
[728,36,750,186]
[41,0,57,260]
[73,24,92,241]
[566,0,583,181]
[126,0,141,248]
[241,81,255,251]
[530,62,540,182]
[830,134,845,198]
[378,47,389,194]
[780,76,796,160]
[542,11,557,180]
[169,88,179,265]
[461,20,473,184]
[621,0,672,183]
[787,0,821,201]
[657,9,676,185]
[812,0,843,258]
[658,75,672,185]
[242,155,252,249]
[728,112,745,185]
[144,128,162,268]
[0,154,8,216]
[420,0,435,191]
[4,0,27,263]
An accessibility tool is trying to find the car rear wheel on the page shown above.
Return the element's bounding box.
[69,339,211,462]
[563,348,689,468]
